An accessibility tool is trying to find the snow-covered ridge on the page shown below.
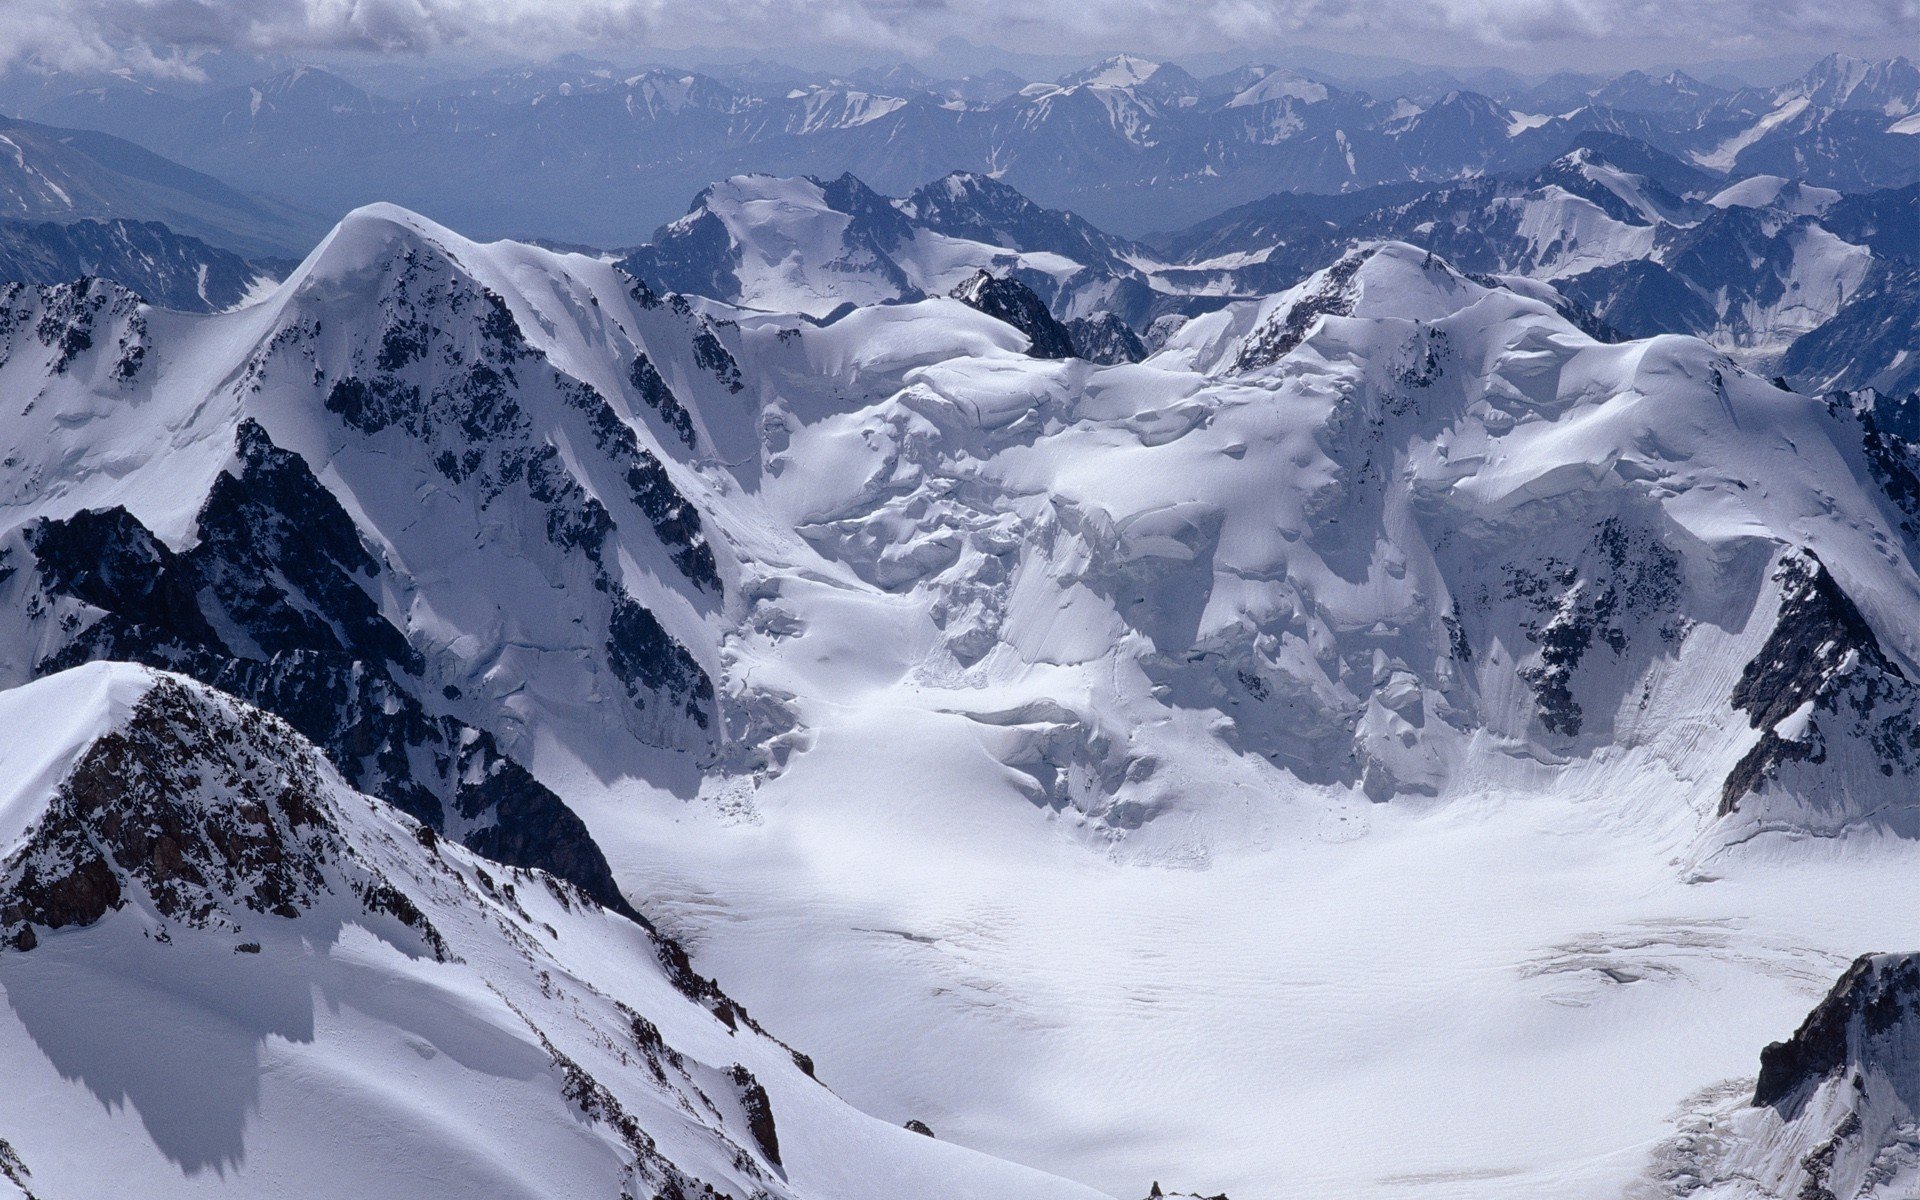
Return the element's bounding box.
[0,663,1108,1200]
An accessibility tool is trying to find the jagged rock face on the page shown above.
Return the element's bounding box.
[1719,552,1920,825]
[1230,251,1366,371]
[950,270,1078,359]
[0,675,445,955]
[0,277,148,382]
[1754,955,1920,1111]
[0,218,269,312]
[0,1137,35,1200]
[1783,263,1920,397]
[1639,954,1920,1199]
[0,208,751,919]
[8,421,637,915]
[1066,313,1147,364]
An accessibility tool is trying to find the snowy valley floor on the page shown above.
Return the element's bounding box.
[562,745,1914,1200]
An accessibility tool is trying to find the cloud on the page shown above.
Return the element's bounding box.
[1,0,1914,75]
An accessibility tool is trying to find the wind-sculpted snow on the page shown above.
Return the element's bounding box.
[0,665,1106,1200]
[708,237,1920,843]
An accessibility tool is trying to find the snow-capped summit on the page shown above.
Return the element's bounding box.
[1785,52,1920,117]
[0,201,744,928]
[1056,54,1166,91]
[621,169,1182,326]
[1705,174,1844,216]
[1225,68,1331,108]
[622,173,918,318]
[1166,241,1491,374]
[1588,69,1723,114]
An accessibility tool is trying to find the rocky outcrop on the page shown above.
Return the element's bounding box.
[0,219,268,313]
[1720,552,1920,817]
[1755,954,1920,1110]
[1067,312,1148,364]
[0,673,447,956]
[1640,953,1920,1199]
[16,422,638,916]
[951,270,1077,360]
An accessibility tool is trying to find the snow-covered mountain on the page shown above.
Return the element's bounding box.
[1692,54,1920,190]
[3,199,1920,1195]
[1152,144,1917,379]
[617,170,1185,329]
[1640,953,1920,1198]
[0,662,1106,1200]
[0,204,738,912]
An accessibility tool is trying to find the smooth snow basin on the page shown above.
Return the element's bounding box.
[571,739,1916,1200]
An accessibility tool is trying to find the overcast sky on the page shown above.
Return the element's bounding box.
[4,0,1915,81]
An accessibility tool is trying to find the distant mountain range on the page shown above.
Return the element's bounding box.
[7,52,1913,245]
[602,149,1914,390]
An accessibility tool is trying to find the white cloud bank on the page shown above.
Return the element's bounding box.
[3,0,1915,76]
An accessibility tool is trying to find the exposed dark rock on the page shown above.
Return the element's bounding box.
[1835,389,1920,546]
[0,676,445,955]
[0,218,267,313]
[1066,313,1148,364]
[950,270,1077,360]
[1754,953,1920,1111]
[628,352,698,449]
[0,1136,37,1200]
[1721,552,1920,815]
[608,595,715,728]
[904,1119,935,1137]
[1503,515,1681,738]
[1784,263,1920,398]
[726,1063,782,1167]
[456,755,638,920]
[1230,251,1365,372]
[692,323,744,392]
[18,423,642,914]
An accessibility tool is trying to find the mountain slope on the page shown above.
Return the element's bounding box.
[1154,146,1910,374]
[0,204,742,914]
[617,171,1188,327]
[1638,952,1920,1199]
[0,217,273,311]
[0,662,1109,1200]
[0,115,319,258]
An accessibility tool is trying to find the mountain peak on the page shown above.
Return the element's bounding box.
[294,202,470,287]
[1058,54,1165,90]
[1219,241,1490,373]
[1226,68,1330,108]
[0,666,444,954]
